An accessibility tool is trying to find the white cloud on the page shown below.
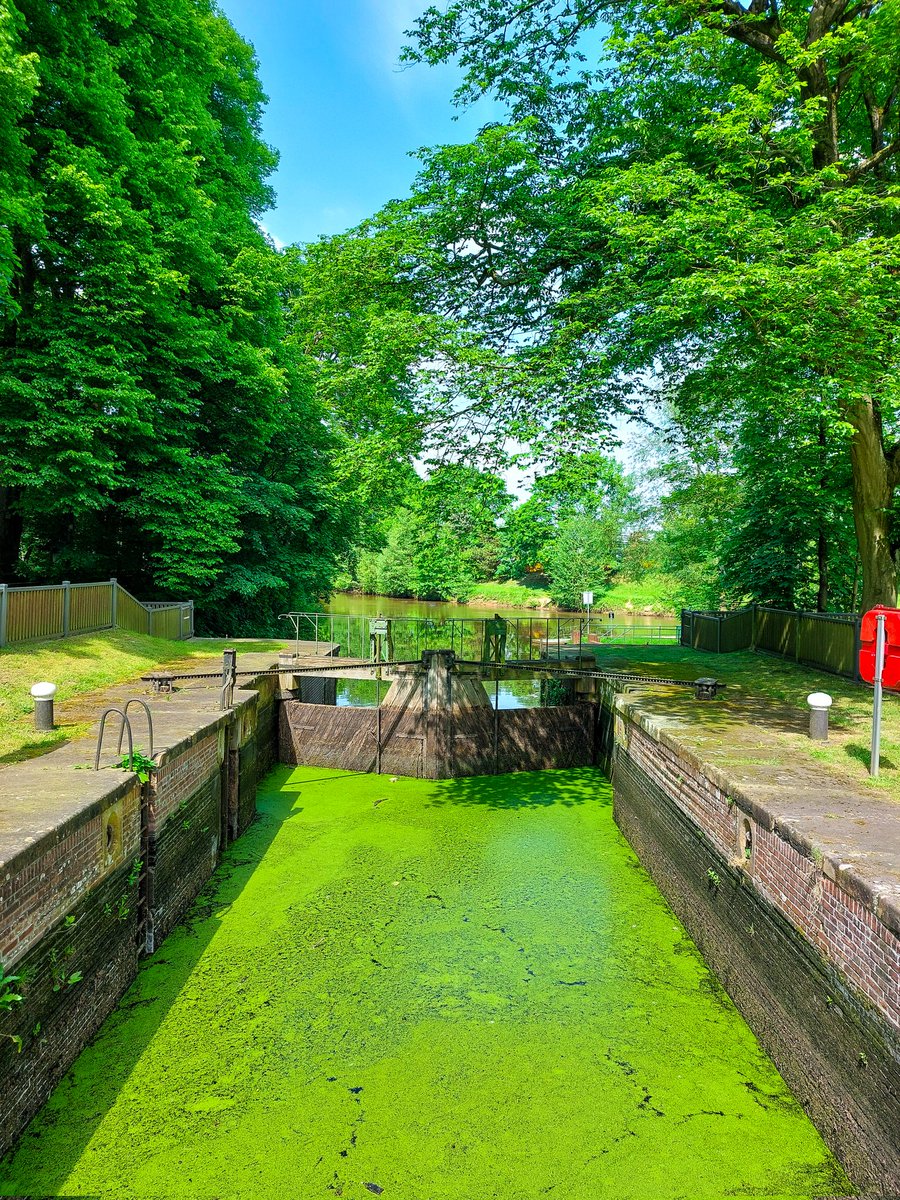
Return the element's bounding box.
[360,0,425,70]
[256,221,286,251]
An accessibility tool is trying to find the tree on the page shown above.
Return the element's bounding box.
[347,465,511,601]
[720,407,858,611]
[0,0,346,631]
[543,515,623,608]
[500,453,639,576]
[399,0,900,609]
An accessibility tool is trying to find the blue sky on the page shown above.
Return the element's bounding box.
[217,0,502,246]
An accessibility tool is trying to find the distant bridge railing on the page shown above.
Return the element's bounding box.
[681,605,860,680]
[0,578,194,647]
[281,612,679,662]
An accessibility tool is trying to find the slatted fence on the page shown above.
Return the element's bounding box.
[681,605,861,680]
[0,580,194,647]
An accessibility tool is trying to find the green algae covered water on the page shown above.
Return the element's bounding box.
[0,767,850,1200]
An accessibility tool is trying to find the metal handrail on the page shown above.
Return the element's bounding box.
[94,708,134,772]
[115,698,154,759]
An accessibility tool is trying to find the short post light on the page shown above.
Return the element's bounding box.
[807,692,832,741]
[31,682,57,731]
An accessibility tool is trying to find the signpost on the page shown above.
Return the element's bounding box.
[858,605,900,776]
[582,591,593,643]
[871,613,886,777]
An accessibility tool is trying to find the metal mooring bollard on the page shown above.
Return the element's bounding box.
[31,681,57,731]
[694,677,721,700]
[807,692,833,740]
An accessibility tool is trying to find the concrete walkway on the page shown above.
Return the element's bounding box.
[620,687,900,934]
[0,641,326,873]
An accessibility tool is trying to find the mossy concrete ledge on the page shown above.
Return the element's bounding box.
[610,691,900,1194]
[0,657,282,1157]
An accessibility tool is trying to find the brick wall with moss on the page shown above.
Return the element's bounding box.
[611,706,900,1192]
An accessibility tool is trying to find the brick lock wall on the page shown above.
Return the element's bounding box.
[0,666,282,1159]
[0,783,141,967]
[0,843,142,1153]
[250,677,278,782]
[148,732,224,948]
[613,718,900,1193]
[625,721,900,1032]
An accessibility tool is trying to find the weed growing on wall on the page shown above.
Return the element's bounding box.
[0,966,23,1012]
[103,860,143,923]
[118,750,155,782]
[49,947,81,993]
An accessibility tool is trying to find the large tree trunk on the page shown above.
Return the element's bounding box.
[816,420,828,612]
[848,399,897,611]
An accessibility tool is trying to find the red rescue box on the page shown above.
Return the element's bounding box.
[858,605,900,687]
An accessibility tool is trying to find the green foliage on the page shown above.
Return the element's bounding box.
[396,0,900,610]
[0,0,348,633]
[0,965,23,1012]
[501,454,639,586]
[118,749,155,782]
[346,466,511,601]
[543,515,624,609]
[49,946,81,992]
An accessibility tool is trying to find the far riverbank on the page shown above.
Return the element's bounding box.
[325,590,677,626]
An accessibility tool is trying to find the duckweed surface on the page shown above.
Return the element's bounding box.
[0,766,850,1199]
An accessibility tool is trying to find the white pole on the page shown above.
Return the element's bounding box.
[871,613,886,777]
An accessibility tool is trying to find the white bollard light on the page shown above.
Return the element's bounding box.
[807,692,833,741]
[31,681,58,732]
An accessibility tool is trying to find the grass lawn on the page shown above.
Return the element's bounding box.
[600,577,676,616]
[466,579,552,608]
[591,643,900,803]
[0,631,285,766]
[466,575,677,615]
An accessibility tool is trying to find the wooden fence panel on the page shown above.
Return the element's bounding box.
[0,581,190,646]
[681,605,861,680]
[755,608,797,658]
[681,614,696,652]
[797,614,858,678]
[149,606,182,640]
[69,583,113,634]
[689,614,722,652]
[115,588,151,636]
[720,609,754,652]
[6,586,65,643]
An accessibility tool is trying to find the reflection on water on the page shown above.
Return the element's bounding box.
[337,678,541,709]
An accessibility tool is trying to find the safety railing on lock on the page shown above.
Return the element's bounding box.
[278,612,680,663]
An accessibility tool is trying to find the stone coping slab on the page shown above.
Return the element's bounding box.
[616,690,900,936]
[0,644,324,873]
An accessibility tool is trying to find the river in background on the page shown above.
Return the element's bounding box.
[325,592,677,628]
[322,594,677,710]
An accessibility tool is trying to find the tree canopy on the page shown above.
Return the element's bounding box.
[0,0,349,632]
[3,0,897,624]
[386,0,900,610]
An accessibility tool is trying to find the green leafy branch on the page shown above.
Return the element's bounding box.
[0,966,23,1012]
[118,748,156,782]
